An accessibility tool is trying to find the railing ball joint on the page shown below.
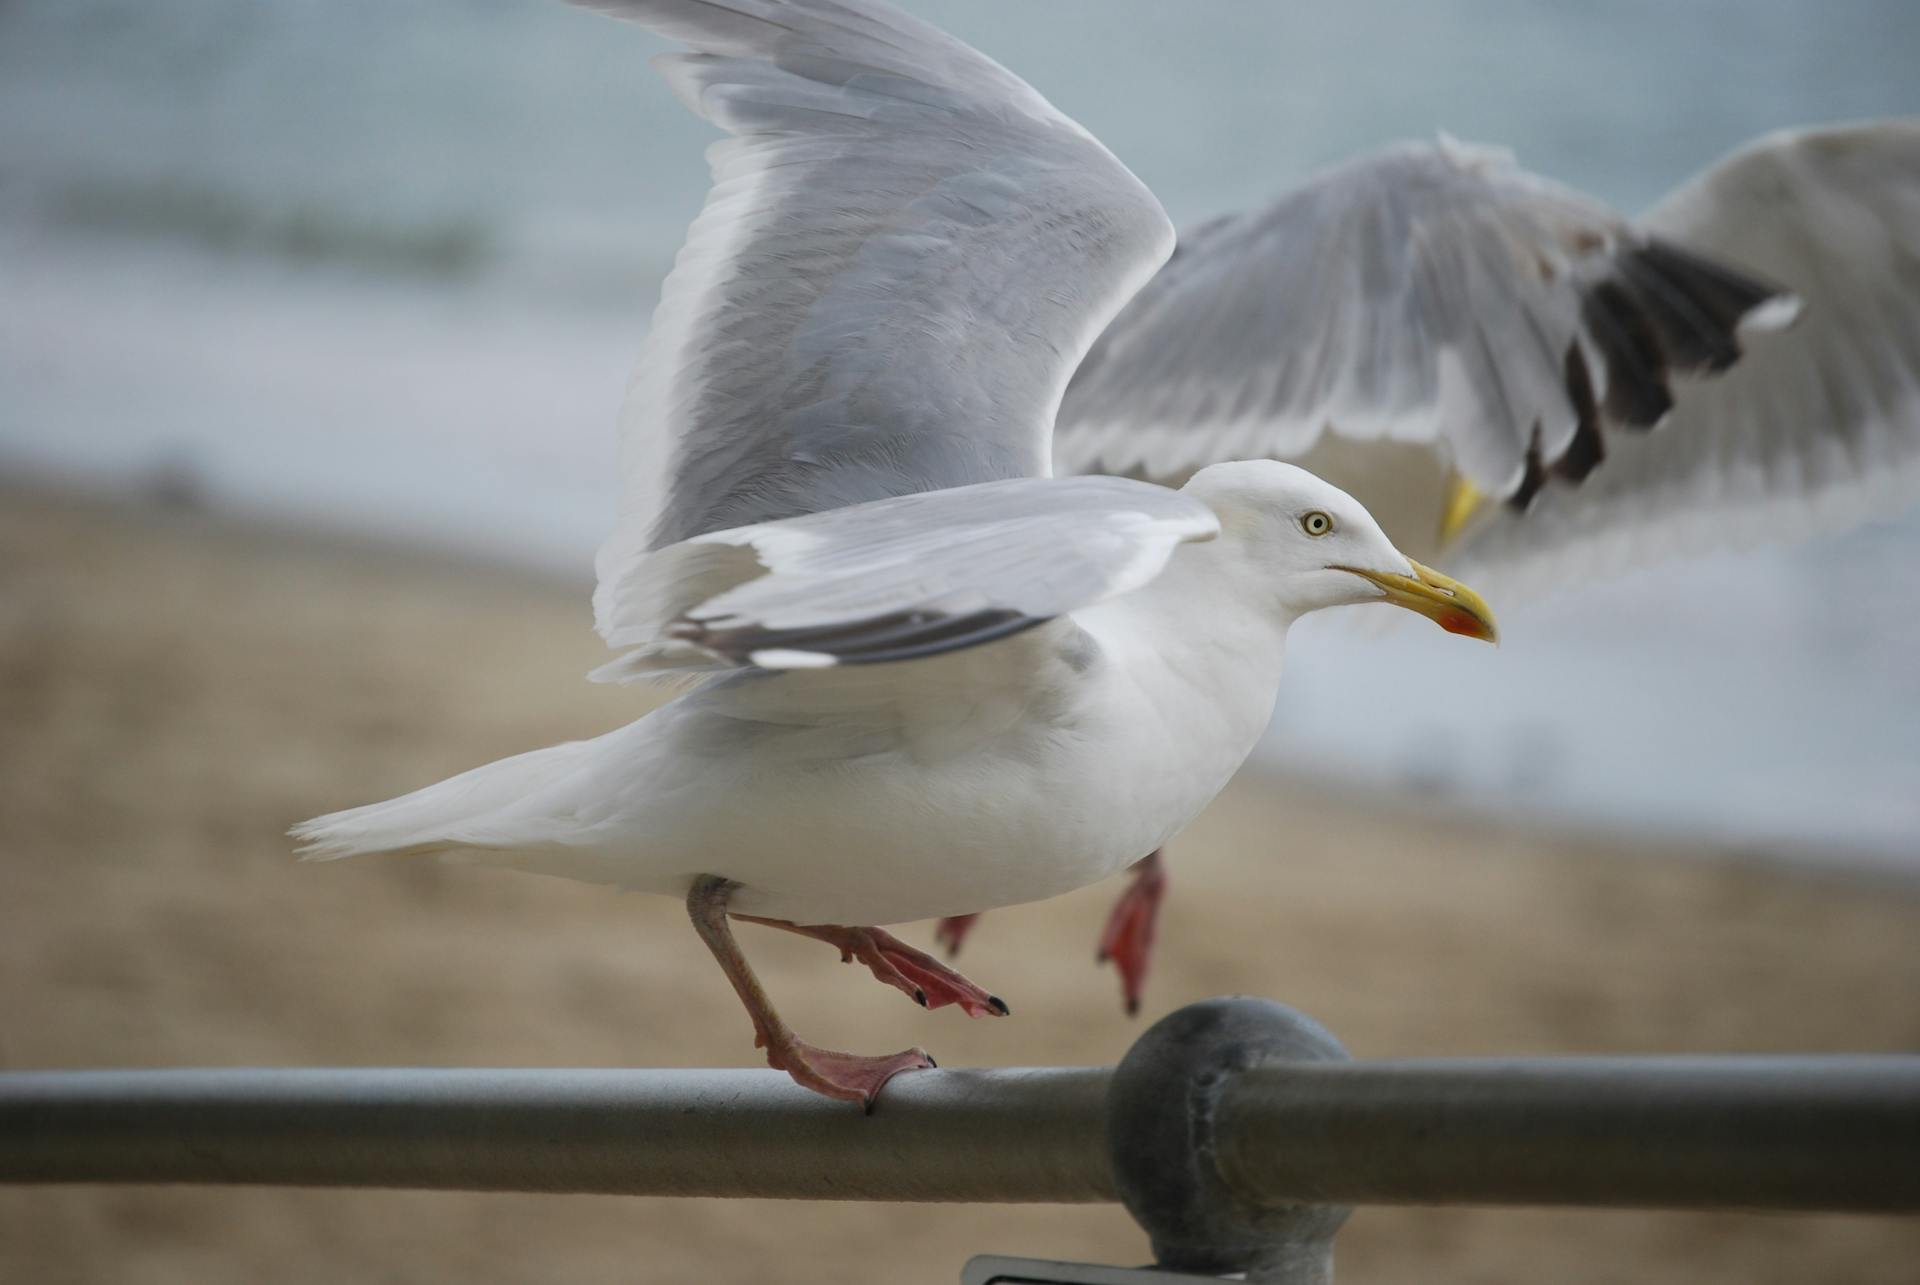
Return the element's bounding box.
[1107,997,1353,1284]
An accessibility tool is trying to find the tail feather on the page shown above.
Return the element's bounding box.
[290,740,593,861]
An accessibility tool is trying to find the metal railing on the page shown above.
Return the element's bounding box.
[0,1065,1114,1201]
[4,998,1918,1283]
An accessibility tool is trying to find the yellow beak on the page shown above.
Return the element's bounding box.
[1336,559,1499,644]
[1438,471,1490,548]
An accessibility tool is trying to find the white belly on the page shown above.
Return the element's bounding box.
[703,722,1210,925]
[495,621,1284,926]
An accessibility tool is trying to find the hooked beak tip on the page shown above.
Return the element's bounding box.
[1336,559,1499,644]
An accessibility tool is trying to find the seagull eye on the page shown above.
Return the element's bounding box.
[1301,511,1334,537]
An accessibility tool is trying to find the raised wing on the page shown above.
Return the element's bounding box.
[1055,136,1792,507]
[589,475,1218,681]
[577,0,1175,641]
[1453,120,1920,596]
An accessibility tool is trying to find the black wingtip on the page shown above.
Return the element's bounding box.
[1635,239,1793,352]
[671,607,1046,669]
[1509,424,1549,512]
[1529,235,1788,508]
[1551,342,1606,485]
[1580,278,1674,429]
[1576,236,1790,433]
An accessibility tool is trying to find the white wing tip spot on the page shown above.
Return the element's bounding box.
[1742,293,1805,333]
[748,648,840,670]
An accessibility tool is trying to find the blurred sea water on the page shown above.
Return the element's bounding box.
[2,0,1917,863]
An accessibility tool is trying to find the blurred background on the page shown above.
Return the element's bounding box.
[2,1,1917,1282]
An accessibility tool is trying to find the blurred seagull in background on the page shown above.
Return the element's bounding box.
[1058,122,1920,596]
[940,121,1920,1008]
[293,0,1496,1105]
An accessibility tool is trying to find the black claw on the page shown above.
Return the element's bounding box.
[1125,996,1141,1018]
[925,1053,938,1069]
[986,995,1010,1016]
[1094,949,1108,964]
[914,989,928,1007]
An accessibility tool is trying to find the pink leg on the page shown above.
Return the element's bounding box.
[687,876,935,1109]
[1096,850,1167,1016]
[734,915,1010,1018]
[933,912,982,958]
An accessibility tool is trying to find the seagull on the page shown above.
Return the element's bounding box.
[939,121,1920,1010]
[291,0,1496,1107]
[1059,122,1920,591]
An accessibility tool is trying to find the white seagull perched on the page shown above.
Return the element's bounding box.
[293,0,1496,1106]
[938,120,1920,1008]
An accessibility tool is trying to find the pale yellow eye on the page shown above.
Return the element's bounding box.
[1302,510,1334,537]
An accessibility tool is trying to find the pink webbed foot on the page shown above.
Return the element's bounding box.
[933,913,982,958]
[859,927,1009,1017]
[688,875,940,1110]
[1096,850,1166,1016]
[734,918,1010,1018]
[760,1032,936,1110]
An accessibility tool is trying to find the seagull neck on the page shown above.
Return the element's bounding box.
[1157,533,1304,640]
[1086,535,1299,701]
[1067,536,1297,829]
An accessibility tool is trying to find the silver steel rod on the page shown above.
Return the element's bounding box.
[1216,1057,1920,1212]
[0,1066,1115,1201]
[5,1057,1918,1212]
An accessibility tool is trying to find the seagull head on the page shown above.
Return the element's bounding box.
[1183,459,1499,642]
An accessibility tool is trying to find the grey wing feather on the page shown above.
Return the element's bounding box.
[1056,136,1792,504]
[590,475,1218,680]
[1452,119,1920,597]
[575,0,1175,643]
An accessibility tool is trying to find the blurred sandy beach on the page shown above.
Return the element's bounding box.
[3,485,1918,1283]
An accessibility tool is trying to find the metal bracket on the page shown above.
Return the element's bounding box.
[960,1255,1230,1284]
[1105,996,1355,1284]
